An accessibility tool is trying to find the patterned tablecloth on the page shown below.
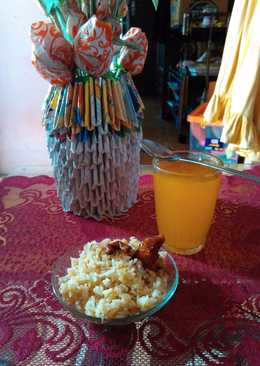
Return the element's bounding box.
[0,169,260,366]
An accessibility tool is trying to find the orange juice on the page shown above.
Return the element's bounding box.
[153,158,221,255]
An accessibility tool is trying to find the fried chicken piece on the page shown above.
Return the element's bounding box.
[135,235,165,270]
[105,239,135,256]
[105,236,165,270]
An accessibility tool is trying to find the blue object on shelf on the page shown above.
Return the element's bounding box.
[190,122,238,164]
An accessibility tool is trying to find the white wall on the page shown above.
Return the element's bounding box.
[0,0,51,175]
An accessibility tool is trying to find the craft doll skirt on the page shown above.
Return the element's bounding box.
[46,129,142,220]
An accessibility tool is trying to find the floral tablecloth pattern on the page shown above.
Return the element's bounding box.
[0,169,260,365]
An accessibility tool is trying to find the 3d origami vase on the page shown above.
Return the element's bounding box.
[31,2,148,219]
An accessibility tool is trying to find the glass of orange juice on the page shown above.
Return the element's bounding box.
[153,152,223,255]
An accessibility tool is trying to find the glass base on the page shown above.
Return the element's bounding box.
[165,243,205,256]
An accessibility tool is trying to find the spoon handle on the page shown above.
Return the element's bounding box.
[178,157,260,184]
[140,139,260,184]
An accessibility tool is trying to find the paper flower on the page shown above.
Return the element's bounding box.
[118,27,148,75]
[31,21,74,85]
[95,0,111,18]
[66,0,87,39]
[117,0,128,17]
[74,16,113,77]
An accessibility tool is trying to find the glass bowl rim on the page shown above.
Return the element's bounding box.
[51,246,179,325]
[153,150,224,178]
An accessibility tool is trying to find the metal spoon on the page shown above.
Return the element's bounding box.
[140,139,260,184]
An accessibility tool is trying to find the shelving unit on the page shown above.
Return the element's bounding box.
[159,11,228,143]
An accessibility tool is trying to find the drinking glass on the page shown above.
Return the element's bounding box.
[153,152,223,255]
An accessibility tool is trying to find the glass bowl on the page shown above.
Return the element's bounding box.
[51,245,179,326]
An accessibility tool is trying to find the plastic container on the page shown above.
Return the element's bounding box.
[187,100,238,164]
[189,122,238,164]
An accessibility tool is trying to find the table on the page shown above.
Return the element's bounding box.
[0,170,260,365]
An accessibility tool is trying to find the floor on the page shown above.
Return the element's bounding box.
[1,97,187,176]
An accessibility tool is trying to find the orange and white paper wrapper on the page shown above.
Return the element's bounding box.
[31,21,74,85]
[95,0,111,18]
[95,0,128,18]
[117,0,128,17]
[66,0,87,39]
[118,27,148,75]
[74,15,113,77]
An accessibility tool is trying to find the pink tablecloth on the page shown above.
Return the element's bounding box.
[0,169,260,366]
